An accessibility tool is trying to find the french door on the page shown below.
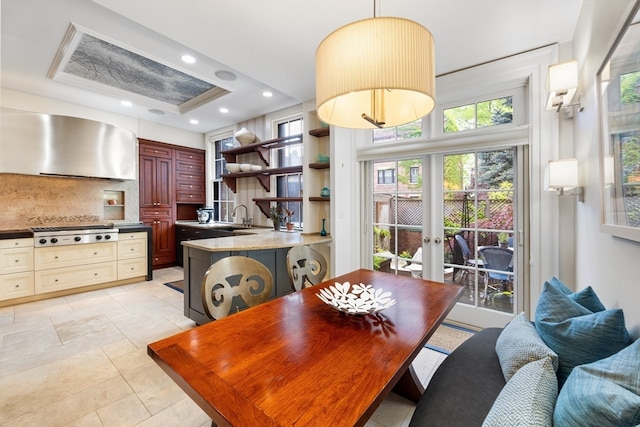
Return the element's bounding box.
[368,147,525,328]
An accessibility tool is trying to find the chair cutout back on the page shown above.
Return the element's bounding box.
[201,256,273,320]
[287,246,328,291]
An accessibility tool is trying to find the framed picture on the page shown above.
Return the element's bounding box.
[598,2,640,242]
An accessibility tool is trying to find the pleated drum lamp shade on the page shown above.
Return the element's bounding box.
[315,17,435,129]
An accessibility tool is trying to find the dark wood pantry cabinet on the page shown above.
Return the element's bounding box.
[138,139,205,269]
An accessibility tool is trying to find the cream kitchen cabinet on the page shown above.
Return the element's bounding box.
[0,238,34,301]
[117,232,148,280]
[34,242,118,294]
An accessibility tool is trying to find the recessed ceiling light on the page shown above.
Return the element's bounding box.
[190,119,199,125]
[219,107,229,114]
[262,91,273,98]
[148,109,165,115]
[215,70,237,81]
[181,54,196,64]
[121,100,132,107]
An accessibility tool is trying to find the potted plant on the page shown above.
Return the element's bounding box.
[285,209,295,231]
[497,232,509,248]
[269,204,286,231]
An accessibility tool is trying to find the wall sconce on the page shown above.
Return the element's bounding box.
[546,60,580,112]
[544,159,584,202]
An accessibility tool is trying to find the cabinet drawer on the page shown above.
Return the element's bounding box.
[176,181,205,193]
[175,170,204,182]
[0,246,34,274]
[119,232,147,241]
[175,159,205,174]
[118,258,147,280]
[118,238,146,259]
[176,191,205,203]
[0,272,34,301]
[140,208,173,219]
[175,149,205,163]
[139,143,172,159]
[0,238,33,249]
[35,262,118,294]
[35,243,117,270]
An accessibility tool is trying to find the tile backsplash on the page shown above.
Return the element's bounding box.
[0,174,139,230]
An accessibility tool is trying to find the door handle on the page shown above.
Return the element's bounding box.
[423,237,430,244]
[434,237,442,244]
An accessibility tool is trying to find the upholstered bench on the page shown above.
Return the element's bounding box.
[409,276,640,427]
[409,327,505,427]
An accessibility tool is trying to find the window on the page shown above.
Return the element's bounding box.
[409,167,419,184]
[373,119,423,144]
[378,168,395,184]
[212,135,236,222]
[444,96,513,133]
[274,117,303,227]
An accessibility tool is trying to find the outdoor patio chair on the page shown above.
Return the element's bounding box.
[478,246,514,306]
[454,234,483,296]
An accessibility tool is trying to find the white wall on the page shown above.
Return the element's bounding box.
[572,0,640,338]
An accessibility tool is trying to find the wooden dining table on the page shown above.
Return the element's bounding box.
[147,269,464,427]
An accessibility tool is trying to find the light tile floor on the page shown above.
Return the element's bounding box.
[0,267,446,427]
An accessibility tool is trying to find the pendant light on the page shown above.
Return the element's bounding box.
[315,2,435,129]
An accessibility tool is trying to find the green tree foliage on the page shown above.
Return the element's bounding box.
[477,149,514,189]
[620,71,640,105]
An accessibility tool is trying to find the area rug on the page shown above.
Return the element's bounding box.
[425,323,475,355]
[163,280,184,293]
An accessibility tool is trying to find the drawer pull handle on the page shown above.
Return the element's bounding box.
[94,252,98,255]
[94,273,98,276]
[55,279,58,282]
[130,248,134,252]
[14,259,19,263]
[54,256,59,259]
[15,284,20,288]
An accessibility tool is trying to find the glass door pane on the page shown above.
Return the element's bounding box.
[371,159,424,278]
[442,149,516,317]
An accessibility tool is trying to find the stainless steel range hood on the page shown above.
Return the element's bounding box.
[0,108,136,180]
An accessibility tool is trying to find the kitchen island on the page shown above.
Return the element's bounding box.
[181,225,332,325]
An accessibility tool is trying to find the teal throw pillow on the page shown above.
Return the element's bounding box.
[482,356,558,427]
[554,339,640,427]
[535,282,633,387]
[495,312,558,382]
[548,276,606,312]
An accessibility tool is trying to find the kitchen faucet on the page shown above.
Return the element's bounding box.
[232,204,252,227]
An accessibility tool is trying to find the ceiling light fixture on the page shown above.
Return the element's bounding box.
[190,119,199,125]
[315,1,435,129]
[219,107,229,114]
[181,54,196,64]
[215,70,237,81]
[121,100,132,107]
[262,91,273,98]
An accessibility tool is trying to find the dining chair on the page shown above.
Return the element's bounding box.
[286,245,328,291]
[478,246,514,306]
[201,256,273,320]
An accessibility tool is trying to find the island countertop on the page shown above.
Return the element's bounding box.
[180,225,332,252]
